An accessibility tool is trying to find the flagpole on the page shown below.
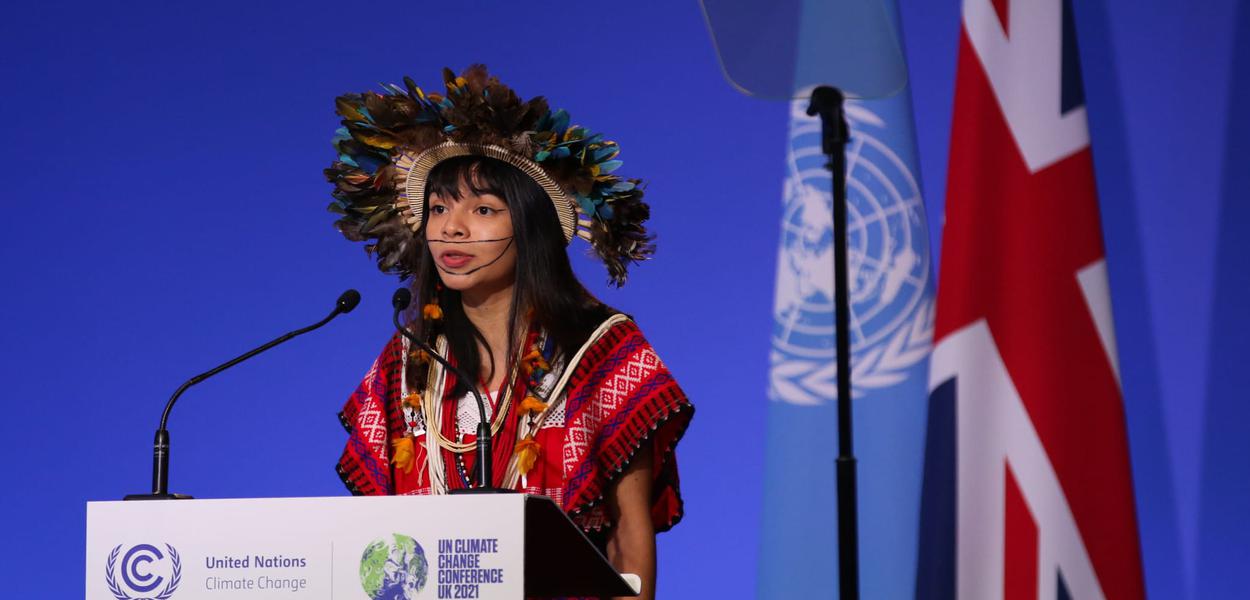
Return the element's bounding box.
[808,85,860,600]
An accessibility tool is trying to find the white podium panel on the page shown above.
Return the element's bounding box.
[86,495,525,600]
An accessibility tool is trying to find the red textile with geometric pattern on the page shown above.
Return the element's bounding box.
[336,318,692,533]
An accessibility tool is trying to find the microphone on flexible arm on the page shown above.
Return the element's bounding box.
[391,288,510,494]
[124,289,362,501]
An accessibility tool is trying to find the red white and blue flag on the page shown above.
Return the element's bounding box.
[916,0,1146,598]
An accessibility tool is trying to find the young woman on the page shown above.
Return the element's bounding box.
[328,66,692,600]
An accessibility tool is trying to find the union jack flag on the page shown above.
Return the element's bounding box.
[916,0,1146,598]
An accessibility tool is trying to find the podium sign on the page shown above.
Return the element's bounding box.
[87,495,525,599]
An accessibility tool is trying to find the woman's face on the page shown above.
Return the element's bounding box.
[426,185,518,298]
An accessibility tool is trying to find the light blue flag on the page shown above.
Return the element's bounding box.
[757,54,936,600]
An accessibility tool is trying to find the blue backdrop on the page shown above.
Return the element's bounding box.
[0,1,1244,598]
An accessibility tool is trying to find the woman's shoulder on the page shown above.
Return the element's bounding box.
[573,312,673,368]
[363,331,408,375]
[585,312,643,348]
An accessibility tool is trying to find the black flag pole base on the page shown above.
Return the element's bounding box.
[808,85,861,600]
[836,455,860,597]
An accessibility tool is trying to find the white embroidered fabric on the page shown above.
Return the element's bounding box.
[416,346,572,438]
[542,402,566,428]
[455,390,496,435]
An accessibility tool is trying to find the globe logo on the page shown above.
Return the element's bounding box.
[771,96,934,404]
[360,534,429,600]
[104,543,182,600]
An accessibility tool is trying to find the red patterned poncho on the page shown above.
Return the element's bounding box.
[336,317,692,534]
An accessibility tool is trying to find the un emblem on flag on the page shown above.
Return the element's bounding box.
[771,98,934,405]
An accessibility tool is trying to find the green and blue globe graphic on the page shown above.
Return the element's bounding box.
[360,534,429,600]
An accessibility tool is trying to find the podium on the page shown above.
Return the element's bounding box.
[86,494,640,599]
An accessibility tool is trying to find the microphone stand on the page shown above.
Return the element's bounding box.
[808,85,859,599]
[124,290,361,501]
[391,289,511,494]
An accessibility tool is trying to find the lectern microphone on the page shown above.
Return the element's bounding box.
[390,288,510,493]
[124,289,361,500]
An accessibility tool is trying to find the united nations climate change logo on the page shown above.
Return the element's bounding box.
[360,533,429,600]
[104,543,182,600]
[771,96,934,404]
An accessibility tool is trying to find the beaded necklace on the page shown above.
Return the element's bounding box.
[449,327,556,489]
[409,283,562,490]
[429,358,520,454]
[513,332,556,478]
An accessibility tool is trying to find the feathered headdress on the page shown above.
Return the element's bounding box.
[325,65,654,286]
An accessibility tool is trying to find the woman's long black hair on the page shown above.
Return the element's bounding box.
[405,155,614,396]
